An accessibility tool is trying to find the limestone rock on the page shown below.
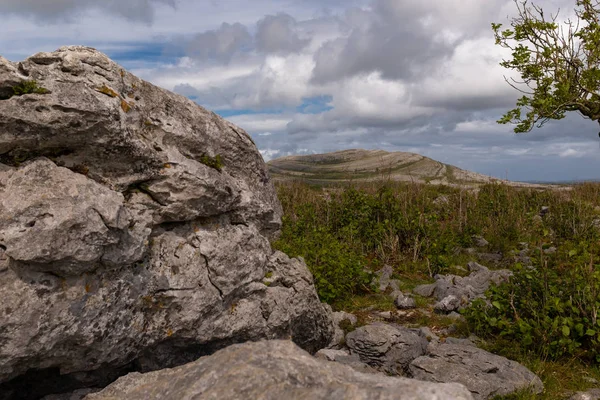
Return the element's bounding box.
[0,46,333,399]
[413,261,511,313]
[395,292,416,309]
[472,235,489,248]
[86,340,474,400]
[409,343,543,400]
[346,323,428,375]
[0,158,149,275]
[328,311,358,349]
[374,264,393,292]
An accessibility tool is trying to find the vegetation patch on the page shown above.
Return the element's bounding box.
[0,80,50,100]
[273,179,600,398]
[199,154,223,172]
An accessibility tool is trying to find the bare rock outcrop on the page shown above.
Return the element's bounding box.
[0,46,333,399]
[85,340,474,400]
[409,343,543,400]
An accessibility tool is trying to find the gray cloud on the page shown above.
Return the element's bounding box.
[255,13,310,54]
[185,22,252,62]
[0,0,176,23]
[311,1,457,83]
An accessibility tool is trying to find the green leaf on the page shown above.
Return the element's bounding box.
[586,329,596,336]
[562,326,570,337]
[492,301,502,310]
[569,250,577,257]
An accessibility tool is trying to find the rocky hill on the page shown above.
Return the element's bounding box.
[268,149,521,186]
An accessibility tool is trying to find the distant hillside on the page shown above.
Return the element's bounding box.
[267,149,540,187]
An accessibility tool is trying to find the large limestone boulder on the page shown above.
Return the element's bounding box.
[85,340,474,400]
[345,323,428,375]
[409,343,543,399]
[0,46,333,399]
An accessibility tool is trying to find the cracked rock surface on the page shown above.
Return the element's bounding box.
[0,46,333,399]
[409,343,543,400]
[86,340,474,400]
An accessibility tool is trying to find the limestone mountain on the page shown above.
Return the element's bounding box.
[268,149,499,186]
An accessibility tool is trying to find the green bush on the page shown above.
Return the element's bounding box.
[273,220,371,303]
[464,245,600,362]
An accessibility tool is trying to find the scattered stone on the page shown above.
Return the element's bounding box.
[543,246,557,255]
[409,343,543,400]
[464,248,477,255]
[87,340,474,400]
[413,283,436,298]
[376,311,393,320]
[434,295,463,313]
[447,311,464,320]
[388,279,401,292]
[395,292,417,309]
[346,323,428,375]
[540,206,550,217]
[375,265,394,292]
[414,261,512,313]
[433,195,450,206]
[472,235,489,248]
[569,388,600,400]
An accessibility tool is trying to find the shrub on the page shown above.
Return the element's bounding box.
[273,221,371,303]
[463,245,600,362]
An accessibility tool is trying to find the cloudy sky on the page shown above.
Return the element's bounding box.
[1,0,600,182]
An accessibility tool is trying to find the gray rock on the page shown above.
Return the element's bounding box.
[409,343,543,400]
[395,292,417,309]
[570,388,600,400]
[543,246,557,255]
[414,262,511,312]
[346,323,428,375]
[376,311,393,320]
[375,265,394,292]
[86,340,473,400]
[433,195,450,206]
[418,327,440,344]
[448,311,465,320]
[434,295,463,313]
[315,348,352,361]
[472,235,489,247]
[0,47,333,397]
[329,311,358,348]
[413,283,436,297]
[333,311,358,326]
[388,279,401,292]
[0,158,149,276]
[315,348,376,374]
